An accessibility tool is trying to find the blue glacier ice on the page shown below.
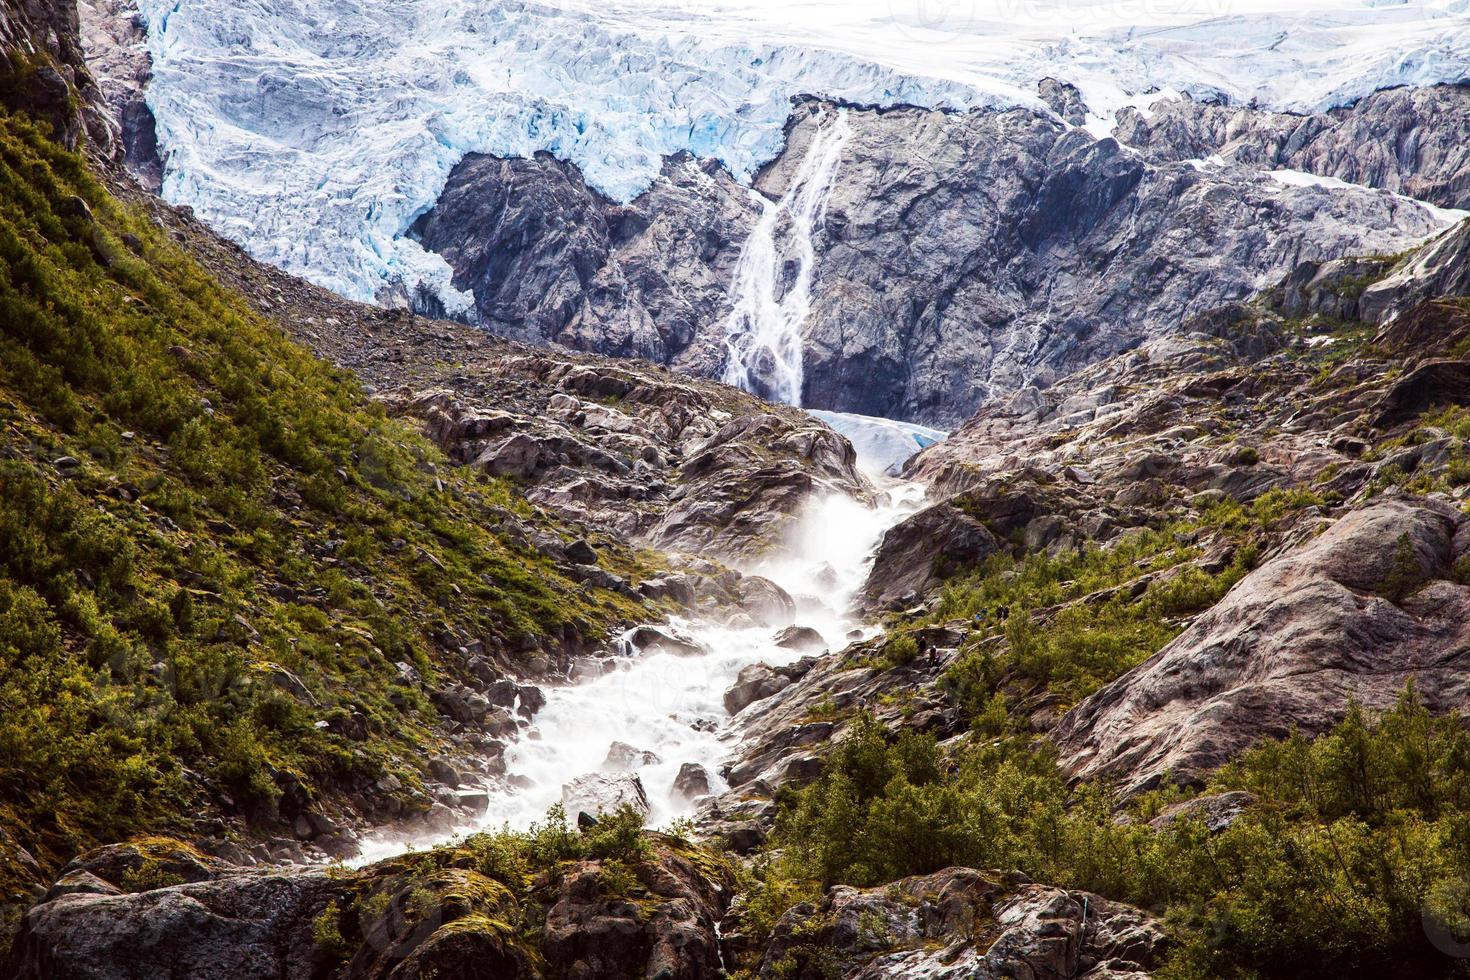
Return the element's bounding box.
[135,0,1470,312]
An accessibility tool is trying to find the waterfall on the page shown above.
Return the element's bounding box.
[720,108,851,406]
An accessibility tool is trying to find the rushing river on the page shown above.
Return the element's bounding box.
[355,465,924,862]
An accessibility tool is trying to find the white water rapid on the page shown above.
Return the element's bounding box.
[355,476,921,863]
[720,109,851,406]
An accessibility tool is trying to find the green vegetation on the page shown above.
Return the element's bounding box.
[0,111,651,898]
[744,690,1470,979]
[926,508,1270,719]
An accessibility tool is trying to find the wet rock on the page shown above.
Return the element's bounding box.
[672,763,714,803]
[562,772,651,820]
[455,788,491,813]
[603,741,663,771]
[624,624,708,657]
[638,574,697,607]
[862,501,999,610]
[724,663,794,715]
[772,624,826,653]
[736,575,796,628]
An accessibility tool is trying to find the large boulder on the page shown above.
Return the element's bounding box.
[748,867,1164,979]
[1372,359,1470,428]
[861,501,999,611]
[1056,495,1470,794]
[735,576,797,629]
[561,772,651,821]
[724,663,795,715]
[622,624,708,658]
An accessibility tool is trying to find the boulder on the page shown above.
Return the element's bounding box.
[861,501,999,610]
[603,741,662,771]
[561,772,651,820]
[752,867,1164,979]
[736,576,796,629]
[771,625,826,652]
[1372,359,1470,428]
[541,847,732,980]
[473,433,542,477]
[671,763,714,803]
[623,624,708,658]
[1148,791,1257,833]
[724,664,794,715]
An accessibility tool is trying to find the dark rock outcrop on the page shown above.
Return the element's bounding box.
[862,500,999,611]
[1116,84,1470,210]
[412,96,1445,425]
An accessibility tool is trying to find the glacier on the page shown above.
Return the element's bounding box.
[135,0,1470,310]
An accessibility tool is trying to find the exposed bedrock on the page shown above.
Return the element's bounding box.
[1115,83,1470,210]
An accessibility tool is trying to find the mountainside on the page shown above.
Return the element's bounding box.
[12,0,1470,978]
[0,0,864,945]
[415,93,1464,424]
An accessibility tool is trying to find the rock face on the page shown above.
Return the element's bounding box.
[746,867,1165,980]
[1115,84,1470,210]
[412,151,758,367]
[77,0,162,189]
[412,95,1450,425]
[1361,220,1470,324]
[1056,495,1470,794]
[0,0,119,154]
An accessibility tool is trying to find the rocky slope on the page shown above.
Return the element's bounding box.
[1116,84,1470,210]
[698,222,1470,840]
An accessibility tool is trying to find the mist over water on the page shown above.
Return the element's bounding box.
[354,476,923,863]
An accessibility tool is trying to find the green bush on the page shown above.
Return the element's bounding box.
[0,111,652,890]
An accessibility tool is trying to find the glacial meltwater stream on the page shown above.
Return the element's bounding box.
[353,103,942,862]
[355,463,928,862]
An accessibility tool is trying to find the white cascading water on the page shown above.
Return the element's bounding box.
[354,479,922,862]
[720,109,852,406]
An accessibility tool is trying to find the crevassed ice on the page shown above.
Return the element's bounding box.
[137,0,1470,310]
